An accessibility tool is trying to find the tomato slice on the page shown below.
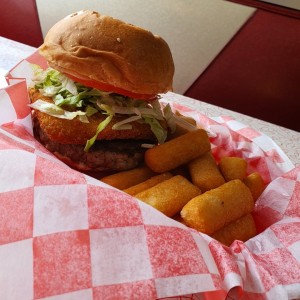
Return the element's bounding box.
[65,73,157,100]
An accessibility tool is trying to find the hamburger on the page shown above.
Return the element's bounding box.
[29,10,175,173]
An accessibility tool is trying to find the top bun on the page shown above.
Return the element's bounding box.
[39,10,174,95]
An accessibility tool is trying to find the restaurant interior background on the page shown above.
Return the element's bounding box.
[1,0,299,132]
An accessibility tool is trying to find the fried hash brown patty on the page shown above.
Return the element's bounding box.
[29,88,157,145]
[29,88,161,171]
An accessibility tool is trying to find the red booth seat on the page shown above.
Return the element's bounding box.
[0,0,43,47]
[184,9,300,132]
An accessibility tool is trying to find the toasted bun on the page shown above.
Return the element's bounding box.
[39,10,174,95]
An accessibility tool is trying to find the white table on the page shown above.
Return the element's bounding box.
[1,36,299,167]
[0,37,36,85]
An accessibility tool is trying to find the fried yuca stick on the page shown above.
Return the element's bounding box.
[172,213,188,226]
[123,172,173,196]
[169,112,198,138]
[219,157,247,181]
[180,179,254,235]
[145,129,211,173]
[244,172,265,202]
[175,111,197,126]
[212,213,256,246]
[188,152,225,192]
[135,175,201,217]
[100,166,155,190]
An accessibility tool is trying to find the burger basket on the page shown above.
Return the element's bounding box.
[0,51,300,300]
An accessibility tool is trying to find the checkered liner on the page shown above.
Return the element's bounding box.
[0,53,299,300]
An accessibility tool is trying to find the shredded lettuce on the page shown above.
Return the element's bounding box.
[84,114,113,152]
[164,104,177,134]
[85,105,98,117]
[28,100,87,120]
[143,117,168,145]
[112,115,141,130]
[30,65,175,151]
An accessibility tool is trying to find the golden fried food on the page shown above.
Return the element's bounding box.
[169,111,198,138]
[123,172,173,196]
[175,111,197,126]
[135,175,201,217]
[212,213,256,246]
[29,88,158,145]
[172,213,187,225]
[100,166,155,190]
[188,152,225,192]
[219,156,247,181]
[180,179,254,235]
[145,129,211,173]
[244,172,265,202]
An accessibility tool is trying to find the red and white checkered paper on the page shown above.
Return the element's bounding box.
[0,53,300,300]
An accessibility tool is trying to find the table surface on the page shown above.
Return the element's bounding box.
[1,36,299,168]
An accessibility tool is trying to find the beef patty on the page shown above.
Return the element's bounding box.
[35,123,148,172]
